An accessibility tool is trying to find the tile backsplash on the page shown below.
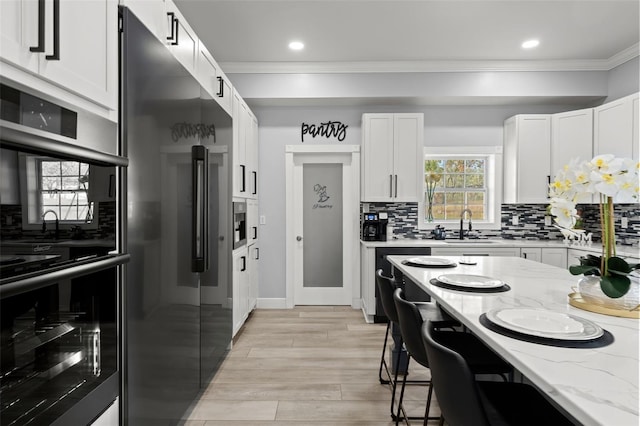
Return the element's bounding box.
[362,202,640,246]
[0,202,116,241]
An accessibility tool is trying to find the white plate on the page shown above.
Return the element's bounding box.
[437,274,504,289]
[486,308,604,341]
[405,257,457,267]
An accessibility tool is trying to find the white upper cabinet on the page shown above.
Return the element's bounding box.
[361,113,423,202]
[232,90,248,198]
[1,0,118,112]
[120,0,168,42]
[164,0,198,76]
[197,42,232,114]
[503,115,551,204]
[551,108,593,175]
[594,92,638,159]
[247,113,259,199]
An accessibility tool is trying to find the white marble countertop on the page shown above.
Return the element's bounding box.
[387,255,639,426]
[362,239,640,258]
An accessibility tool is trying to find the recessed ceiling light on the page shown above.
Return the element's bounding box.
[522,39,540,49]
[289,41,304,51]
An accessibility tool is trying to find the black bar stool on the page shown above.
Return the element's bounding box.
[375,270,459,421]
[393,288,512,425]
[421,320,574,426]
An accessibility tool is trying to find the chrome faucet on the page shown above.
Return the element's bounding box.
[42,209,59,240]
[459,208,472,240]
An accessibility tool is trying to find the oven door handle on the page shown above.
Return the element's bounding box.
[0,254,130,299]
[192,145,208,273]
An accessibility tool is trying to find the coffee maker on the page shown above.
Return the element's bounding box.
[362,212,389,241]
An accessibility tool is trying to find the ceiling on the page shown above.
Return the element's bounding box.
[174,0,640,74]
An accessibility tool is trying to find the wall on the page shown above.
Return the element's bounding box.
[606,57,640,102]
[253,103,589,300]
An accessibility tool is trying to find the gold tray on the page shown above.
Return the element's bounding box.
[568,292,640,319]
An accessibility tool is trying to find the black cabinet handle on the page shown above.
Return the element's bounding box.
[252,226,257,240]
[45,0,60,60]
[216,76,224,97]
[394,174,398,198]
[30,0,45,52]
[389,175,393,198]
[166,12,178,45]
[252,171,257,195]
[240,165,246,192]
[546,175,551,198]
[241,256,246,272]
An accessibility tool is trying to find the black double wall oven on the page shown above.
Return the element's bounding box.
[0,83,128,425]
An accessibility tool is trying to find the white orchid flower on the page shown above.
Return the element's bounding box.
[550,197,577,229]
[590,169,620,197]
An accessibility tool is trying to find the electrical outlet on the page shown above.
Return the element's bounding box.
[512,215,519,226]
[362,203,370,213]
[621,217,629,228]
[259,215,266,225]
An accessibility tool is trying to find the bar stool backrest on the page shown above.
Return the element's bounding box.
[375,269,399,323]
[421,321,490,426]
[393,288,429,369]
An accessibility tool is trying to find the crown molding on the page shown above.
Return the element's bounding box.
[221,46,640,74]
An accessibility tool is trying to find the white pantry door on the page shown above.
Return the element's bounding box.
[285,146,359,306]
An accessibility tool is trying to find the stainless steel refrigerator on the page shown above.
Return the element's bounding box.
[120,8,232,425]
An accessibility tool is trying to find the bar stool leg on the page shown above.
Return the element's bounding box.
[379,321,391,385]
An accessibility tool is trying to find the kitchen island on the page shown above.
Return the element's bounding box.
[388,255,639,426]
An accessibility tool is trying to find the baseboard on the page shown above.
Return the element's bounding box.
[256,298,288,309]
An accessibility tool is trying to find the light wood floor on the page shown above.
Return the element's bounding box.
[184,306,441,425]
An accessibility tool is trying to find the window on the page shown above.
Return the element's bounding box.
[418,147,502,230]
[39,159,93,222]
[19,153,98,230]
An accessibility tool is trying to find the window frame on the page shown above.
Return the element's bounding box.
[417,146,503,230]
[19,153,98,231]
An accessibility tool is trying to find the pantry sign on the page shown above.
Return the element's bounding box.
[301,121,348,142]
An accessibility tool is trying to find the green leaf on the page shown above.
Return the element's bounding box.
[607,257,632,274]
[600,275,631,299]
[569,265,600,276]
[608,268,632,277]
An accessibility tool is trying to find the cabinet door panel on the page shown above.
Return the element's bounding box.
[393,114,422,202]
[509,115,551,203]
[594,97,633,158]
[362,114,394,201]
[0,0,39,72]
[551,109,593,174]
[38,0,117,109]
[165,2,198,76]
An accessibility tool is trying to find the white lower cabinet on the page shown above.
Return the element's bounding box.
[360,245,376,319]
[520,248,541,262]
[521,247,567,269]
[540,248,568,269]
[232,246,249,337]
[248,243,259,311]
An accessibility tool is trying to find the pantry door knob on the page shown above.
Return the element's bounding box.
[296,236,302,241]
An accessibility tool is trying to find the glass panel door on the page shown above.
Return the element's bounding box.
[302,163,343,288]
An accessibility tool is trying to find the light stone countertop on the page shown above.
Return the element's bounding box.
[361,238,640,259]
[388,255,639,426]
